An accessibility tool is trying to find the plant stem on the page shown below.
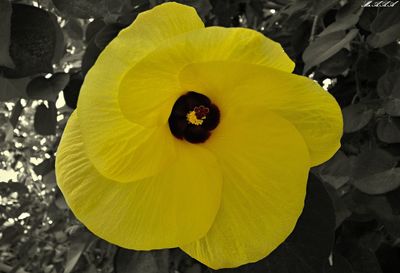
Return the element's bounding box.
[309,15,319,42]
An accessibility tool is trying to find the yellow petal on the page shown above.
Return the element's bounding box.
[76,2,204,182]
[178,61,343,166]
[56,112,222,249]
[117,2,205,49]
[181,107,310,269]
[118,26,294,127]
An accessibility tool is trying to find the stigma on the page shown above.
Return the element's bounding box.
[168,91,220,143]
[186,105,210,126]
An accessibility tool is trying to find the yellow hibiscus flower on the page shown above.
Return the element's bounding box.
[55,2,343,269]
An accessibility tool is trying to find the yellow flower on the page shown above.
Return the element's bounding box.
[55,2,343,269]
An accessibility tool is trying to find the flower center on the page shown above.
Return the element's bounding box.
[168,91,220,143]
[186,105,209,126]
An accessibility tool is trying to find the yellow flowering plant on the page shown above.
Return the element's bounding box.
[55,2,342,269]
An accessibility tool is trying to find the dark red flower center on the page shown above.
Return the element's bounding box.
[168,92,220,143]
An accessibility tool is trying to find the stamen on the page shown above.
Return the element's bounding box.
[168,92,219,143]
[186,110,205,125]
[186,105,209,125]
[194,105,209,119]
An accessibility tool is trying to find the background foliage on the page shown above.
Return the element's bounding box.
[0,0,399,272]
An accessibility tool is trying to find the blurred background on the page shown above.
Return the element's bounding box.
[0,0,400,272]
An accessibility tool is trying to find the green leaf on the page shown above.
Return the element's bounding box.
[63,72,83,109]
[318,151,351,189]
[9,99,23,128]
[342,103,374,133]
[312,0,340,16]
[353,168,400,195]
[0,225,24,245]
[381,42,400,61]
[0,76,18,101]
[0,0,14,69]
[42,170,57,187]
[351,149,400,194]
[114,249,170,273]
[85,19,106,43]
[0,181,28,194]
[377,69,400,116]
[279,0,309,18]
[52,0,108,19]
[217,174,335,273]
[51,72,70,92]
[351,148,397,180]
[367,5,400,48]
[94,24,123,49]
[357,51,388,81]
[303,29,358,73]
[382,99,400,117]
[0,75,29,101]
[27,77,54,100]
[358,7,378,32]
[64,19,84,40]
[34,102,57,135]
[377,117,400,143]
[370,5,400,33]
[324,184,352,228]
[82,40,103,76]
[63,231,92,273]
[319,49,353,77]
[27,73,70,101]
[6,4,64,77]
[367,22,400,49]
[33,157,55,176]
[55,195,68,210]
[318,2,362,37]
[377,69,400,99]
